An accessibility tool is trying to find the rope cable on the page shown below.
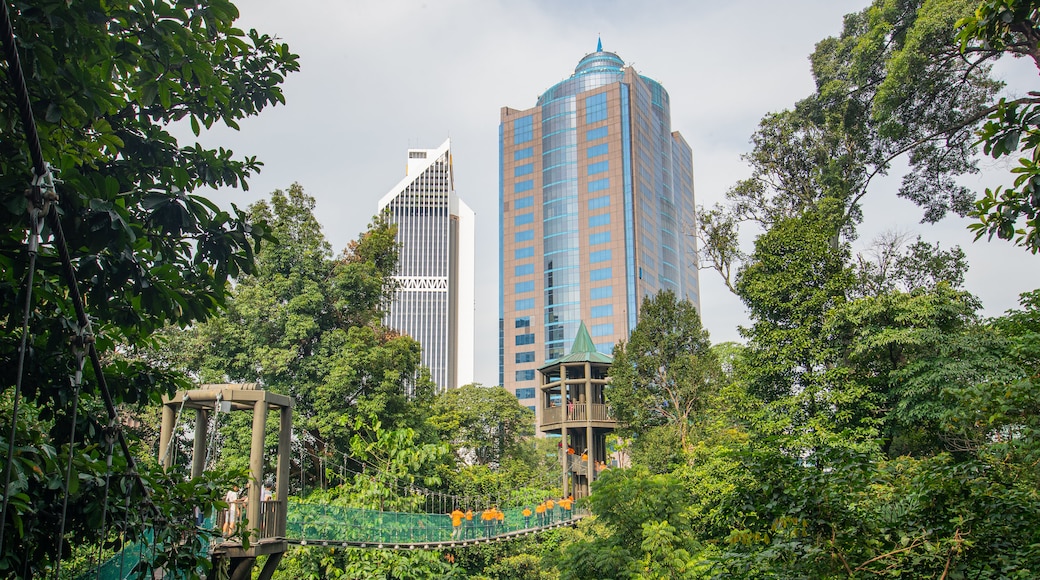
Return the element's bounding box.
[0,0,164,537]
[93,424,116,580]
[0,204,42,556]
[53,342,87,578]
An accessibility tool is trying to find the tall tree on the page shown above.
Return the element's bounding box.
[428,383,535,468]
[0,0,297,575]
[606,290,721,451]
[159,186,435,491]
[700,0,1003,290]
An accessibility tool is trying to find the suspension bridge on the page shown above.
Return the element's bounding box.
[80,383,588,580]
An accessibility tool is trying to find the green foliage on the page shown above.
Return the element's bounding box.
[700,0,1003,290]
[607,290,720,450]
[428,384,535,467]
[735,207,864,445]
[956,0,1040,251]
[0,0,296,575]
[157,187,436,491]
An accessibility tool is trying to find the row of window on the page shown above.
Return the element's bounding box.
[513,282,613,310]
[586,93,608,124]
[514,116,533,144]
[588,126,608,141]
[588,160,609,176]
[588,143,608,158]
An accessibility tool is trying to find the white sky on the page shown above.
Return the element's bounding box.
[196,0,1040,387]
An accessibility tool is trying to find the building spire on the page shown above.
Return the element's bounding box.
[570,321,597,355]
[596,36,602,52]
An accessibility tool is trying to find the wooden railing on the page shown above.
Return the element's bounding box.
[542,403,613,425]
[214,499,285,539]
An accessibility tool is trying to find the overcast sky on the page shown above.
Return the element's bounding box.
[197,0,1040,387]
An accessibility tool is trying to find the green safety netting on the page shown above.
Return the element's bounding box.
[284,502,584,544]
[80,517,216,580]
[79,504,583,578]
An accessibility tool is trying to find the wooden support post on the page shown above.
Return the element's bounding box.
[562,427,569,498]
[192,408,208,478]
[248,399,267,541]
[159,403,176,469]
[276,405,292,537]
[586,424,594,488]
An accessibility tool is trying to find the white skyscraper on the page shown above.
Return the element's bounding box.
[378,139,475,391]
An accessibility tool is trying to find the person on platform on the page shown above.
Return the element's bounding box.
[222,485,240,537]
[482,506,495,538]
[560,495,573,520]
[535,501,546,526]
[450,506,465,540]
[495,506,505,534]
[464,508,475,539]
[545,497,555,524]
[522,506,533,528]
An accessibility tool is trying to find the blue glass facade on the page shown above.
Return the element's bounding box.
[499,45,700,402]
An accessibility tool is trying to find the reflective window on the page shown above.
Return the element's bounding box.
[515,298,534,310]
[590,231,611,245]
[514,264,534,276]
[588,195,610,210]
[514,246,535,259]
[516,386,536,397]
[588,160,609,175]
[590,285,613,299]
[515,281,535,293]
[515,351,535,363]
[590,267,612,281]
[589,178,610,192]
[516,333,535,345]
[589,213,610,227]
[515,180,534,193]
[515,196,534,209]
[515,163,534,177]
[515,230,534,242]
[591,304,614,318]
[585,93,608,124]
[591,323,614,337]
[590,249,612,263]
[587,126,608,141]
[515,317,531,328]
[588,143,608,158]
[514,147,534,161]
[514,212,534,226]
[514,115,533,144]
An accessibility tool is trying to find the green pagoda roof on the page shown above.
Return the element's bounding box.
[540,321,613,369]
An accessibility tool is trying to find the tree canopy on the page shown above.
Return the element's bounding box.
[0,0,298,575]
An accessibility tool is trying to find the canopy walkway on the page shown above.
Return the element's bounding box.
[284,502,586,549]
[83,503,585,578]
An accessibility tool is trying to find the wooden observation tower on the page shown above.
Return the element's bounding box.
[158,383,293,580]
[536,323,616,498]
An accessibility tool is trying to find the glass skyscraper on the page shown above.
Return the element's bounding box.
[499,44,699,413]
[379,139,474,392]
